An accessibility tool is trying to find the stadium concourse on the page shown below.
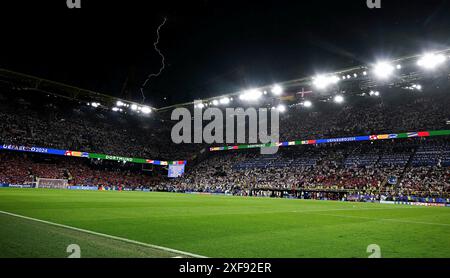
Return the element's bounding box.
[0,82,449,205]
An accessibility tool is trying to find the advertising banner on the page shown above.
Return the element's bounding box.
[1,144,186,166]
[209,130,450,152]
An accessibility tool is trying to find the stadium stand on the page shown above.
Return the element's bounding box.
[0,152,162,189]
[162,139,449,201]
[0,82,449,203]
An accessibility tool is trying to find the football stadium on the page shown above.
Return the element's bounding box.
[0,1,450,263]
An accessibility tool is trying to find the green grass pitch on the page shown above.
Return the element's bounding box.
[0,188,449,258]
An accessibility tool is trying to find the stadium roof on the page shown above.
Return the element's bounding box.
[1,48,450,113]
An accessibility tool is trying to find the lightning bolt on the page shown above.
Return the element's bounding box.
[140,17,168,103]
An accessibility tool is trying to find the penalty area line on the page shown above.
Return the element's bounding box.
[0,210,207,258]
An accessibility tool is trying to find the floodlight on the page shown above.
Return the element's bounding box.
[276,104,286,112]
[334,95,344,103]
[373,62,394,79]
[219,97,230,105]
[313,75,339,90]
[412,84,422,91]
[417,53,447,70]
[303,101,312,108]
[212,100,219,106]
[131,104,138,111]
[271,85,283,95]
[239,89,263,101]
[141,106,151,114]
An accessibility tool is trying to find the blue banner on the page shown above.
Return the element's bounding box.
[0,144,65,155]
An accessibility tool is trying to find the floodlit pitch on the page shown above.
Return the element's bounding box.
[1,188,449,258]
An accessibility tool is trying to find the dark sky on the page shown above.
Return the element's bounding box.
[1,0,450,107]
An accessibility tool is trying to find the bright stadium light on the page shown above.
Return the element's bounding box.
[417,53,447,70]
[195,103,205,109]
[219,97,230,105]
[363,71,368,76]
[369,91,380,97]
[112,107,120,112]
[131,104,138,111]
[313,75,339,90]
[373,61,395,79]
[303,100,313,108]
[91,102,100,108]
[271,85,283,95]
[116,101,125,107]
[411,84,423,91]
[396,64,402,70]
[239,89,263,101]
[141,106,152,114]
[334,95,344,103]
[276,104,286,112]
[212,99,219,106]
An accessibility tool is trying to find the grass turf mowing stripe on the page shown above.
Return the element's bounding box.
[311,212,450,227]
[1,189,449,258]
[0,210,206,258]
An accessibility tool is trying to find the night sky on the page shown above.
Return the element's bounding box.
[1,0,450,107]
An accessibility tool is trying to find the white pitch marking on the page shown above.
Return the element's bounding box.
[0,210,207,258]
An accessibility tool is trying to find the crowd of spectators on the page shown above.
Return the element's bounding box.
[1,87,449,162]
[0,90,200,161]
[163,139,450,202]
[0,86,449,203]
[0,152,162,189]
[279,91,449,141]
